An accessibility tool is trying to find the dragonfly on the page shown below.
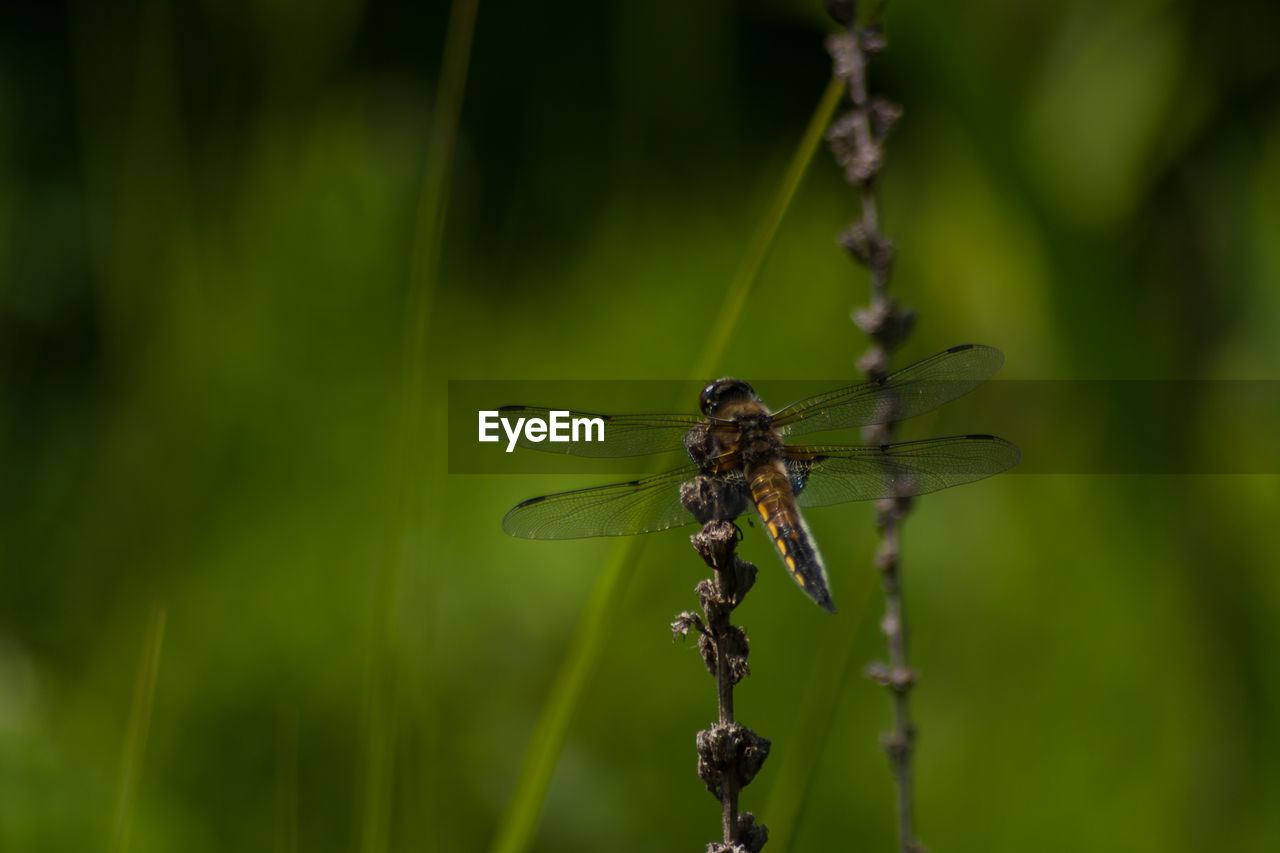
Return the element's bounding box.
[501,344,1020,612]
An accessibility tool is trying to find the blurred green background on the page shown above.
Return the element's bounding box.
[4,0,1280,851]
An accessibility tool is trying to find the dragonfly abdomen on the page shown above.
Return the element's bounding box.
[748,461,835,613]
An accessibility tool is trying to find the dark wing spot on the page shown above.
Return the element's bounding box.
[965,433,996,440]
[514,494,549,508]
[946,343,975,354]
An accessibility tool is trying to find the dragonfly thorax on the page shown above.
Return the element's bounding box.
[734,412,784,464]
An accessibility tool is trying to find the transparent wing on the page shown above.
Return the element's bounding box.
[502,466,707,539]
[494,406,701,457]
[785,435,1021,507]
[772,344,1005,437]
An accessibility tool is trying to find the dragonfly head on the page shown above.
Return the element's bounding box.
[699,378,758,417]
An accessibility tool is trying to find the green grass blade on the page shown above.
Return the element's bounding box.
[692,75,844,381]
[359,1,480,851]
[488,543,646,853]
[108,604,167,853]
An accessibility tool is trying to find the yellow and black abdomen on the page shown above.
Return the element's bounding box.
[748,461,835,612]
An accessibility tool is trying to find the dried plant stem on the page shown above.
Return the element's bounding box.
[711,558,740,840]
[824,3,922,851]
[673,490,771,852]
[869,508,919,853]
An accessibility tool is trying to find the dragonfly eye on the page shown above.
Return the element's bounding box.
[699,378,756,416]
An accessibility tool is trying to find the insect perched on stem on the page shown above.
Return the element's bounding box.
[502,344,1019,611]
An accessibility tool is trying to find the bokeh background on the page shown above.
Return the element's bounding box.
[4,0,1280,851]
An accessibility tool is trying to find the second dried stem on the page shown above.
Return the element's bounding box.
[825,3,923,851]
